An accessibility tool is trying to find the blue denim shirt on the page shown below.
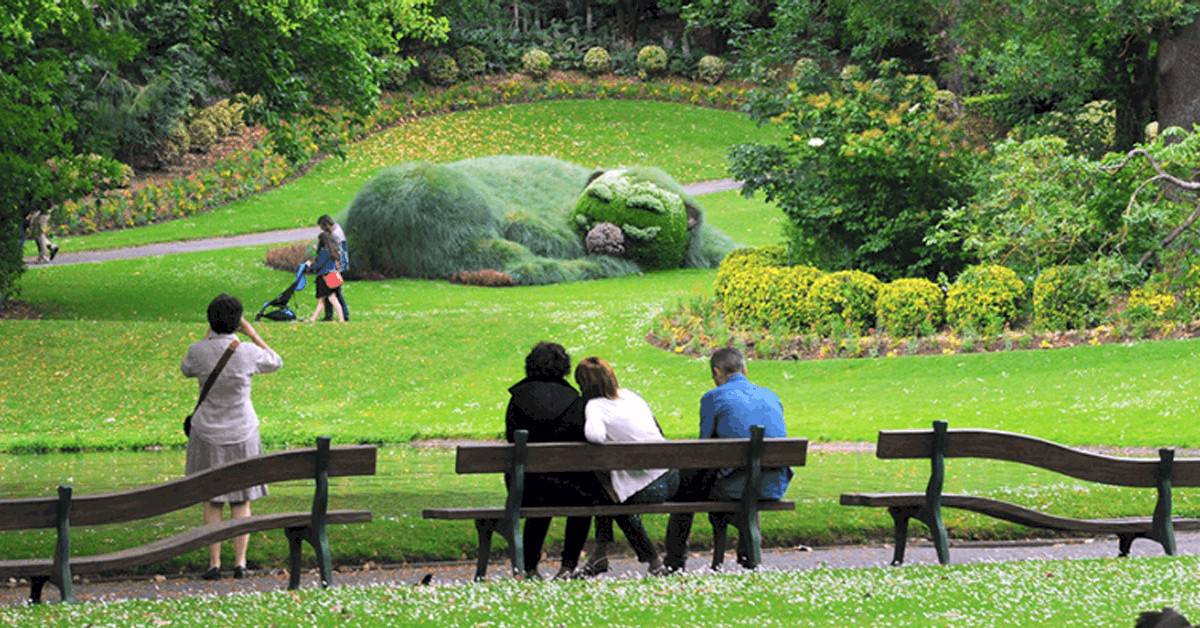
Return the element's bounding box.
[313,246,337,276]
[700,373,792,500]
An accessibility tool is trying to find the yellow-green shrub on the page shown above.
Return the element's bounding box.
[714,246,786,301]
[805,270,882,335]
[1032,264,1111,331]
[1127,287,1177,318]
[946,264,1025,333]
[714,246,820,331]
[876,278,945,337]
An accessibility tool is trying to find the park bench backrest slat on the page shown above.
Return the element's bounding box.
[875,429,1166,488]
[0,445,377,531]
[455,438,808,474]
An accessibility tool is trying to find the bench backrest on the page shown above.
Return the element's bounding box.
[456,437,808,474]
[0,442,377,531]
[876,426,1199,488]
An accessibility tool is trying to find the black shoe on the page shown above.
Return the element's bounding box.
[551,566,578,580]
[523,568,543,581]
[202,567,222,580]
[575,558,609,578]
[49,245,59,261]
[233,565,248,579]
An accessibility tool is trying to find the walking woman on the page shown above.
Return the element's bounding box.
[182,294,283,580]
[575,357,679,577]
[307,231,345,323]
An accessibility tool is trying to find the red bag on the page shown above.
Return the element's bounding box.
[323,271,344,289]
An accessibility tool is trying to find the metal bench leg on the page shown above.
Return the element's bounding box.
[925,509,950,565]
[709,513,730,570]
[284,524,334,589]
[888,507,916,566]
[474,519,497,581]
[734,511,762,570]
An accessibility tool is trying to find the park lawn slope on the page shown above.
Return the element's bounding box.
[5,245,1200,452]
[1,447,1198,571]
[4,555,1198,626]
[47,100,781,254]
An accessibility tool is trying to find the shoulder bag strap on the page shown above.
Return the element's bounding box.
[192,340,239,414]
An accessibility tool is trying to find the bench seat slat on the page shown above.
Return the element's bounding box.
[456,439,807,474]
[423,501,796,520]
[840,492,1200,534]
[0,446,377,531]
[0,510,372,578]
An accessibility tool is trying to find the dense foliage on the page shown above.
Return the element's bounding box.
[876,278,946,337]
[1032,264,1112,332]
[945,264,1027,334]
[731,61,979,280]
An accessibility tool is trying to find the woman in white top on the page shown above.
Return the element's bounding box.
[574,357,680,577]
[182,294,283,581]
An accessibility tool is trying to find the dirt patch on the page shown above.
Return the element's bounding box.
[0,300,43,320]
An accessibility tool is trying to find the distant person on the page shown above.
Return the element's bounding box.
[182,294,282,580]
[24,205,59,264]
[662,347,792,572]
[575,357,678,577]
[318,215,349,322]
[306,231,344,323]
[505,341,598,579]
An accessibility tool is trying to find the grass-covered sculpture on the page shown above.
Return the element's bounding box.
[343,155,732,285]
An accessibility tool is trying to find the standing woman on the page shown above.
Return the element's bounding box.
[307,231,345,323]
[182,294,283,580]
[575,357,679,577]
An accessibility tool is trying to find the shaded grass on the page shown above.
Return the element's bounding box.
[4,551,1199,626]
[6,243,1200,452]
[1,447,1197,571]
[47,100,781,254]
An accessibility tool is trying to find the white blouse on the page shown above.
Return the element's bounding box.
[584,389,669,503]
[181,333,283,445]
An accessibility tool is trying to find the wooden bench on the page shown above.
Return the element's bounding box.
[840,420,1200,565]
[423,425,807,579]
[0,437,376,602]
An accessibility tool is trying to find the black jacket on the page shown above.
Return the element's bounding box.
[504,377,600,506]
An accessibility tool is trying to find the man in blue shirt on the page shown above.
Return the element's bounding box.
[663,347,793,571]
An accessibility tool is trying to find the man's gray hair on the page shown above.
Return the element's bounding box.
[710,347,745,375]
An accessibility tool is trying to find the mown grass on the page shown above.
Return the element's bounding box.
[1,446,1197,571]
[4,555,1198,626]
[6,241,1200,452]
[45,100,781,254]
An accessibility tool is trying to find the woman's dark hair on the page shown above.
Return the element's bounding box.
[317,214,334,228]
[524,341,570,380]
[575,357,619,401]
[207,293,243,334]
[318,231,338,262]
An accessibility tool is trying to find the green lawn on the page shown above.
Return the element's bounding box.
[44,100,781,254]
[1,446,1196,571]
[6,240,1200,452]
[4,555,1197,626]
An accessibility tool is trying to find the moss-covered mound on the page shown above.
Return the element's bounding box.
[344,156,732,285]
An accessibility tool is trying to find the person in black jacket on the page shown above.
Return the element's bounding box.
[506,341,601,579]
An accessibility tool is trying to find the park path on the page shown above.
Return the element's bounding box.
[2,531,1194,607]
[24,179,744,268]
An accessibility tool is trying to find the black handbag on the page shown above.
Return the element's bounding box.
[184,340,239,437]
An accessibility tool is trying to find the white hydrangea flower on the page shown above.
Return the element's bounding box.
[808,137,825,147]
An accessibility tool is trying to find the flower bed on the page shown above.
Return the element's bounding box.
[51,74,748,238]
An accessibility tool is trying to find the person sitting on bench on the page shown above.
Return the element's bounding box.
[573,357,680,577]
[662,347,793,572]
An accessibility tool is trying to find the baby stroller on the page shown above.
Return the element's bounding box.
[254,263,308,322]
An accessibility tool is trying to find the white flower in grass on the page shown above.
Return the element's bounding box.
[808,137,825,147]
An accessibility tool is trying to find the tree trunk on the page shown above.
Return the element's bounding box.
[1112,38,1156,150]
[1158,15,1200,135]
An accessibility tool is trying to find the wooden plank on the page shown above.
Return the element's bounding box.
[875,430,1161,488]
[455,438,808,474]
[0,510,371,578]
[840,492,1200,534]
[0,446,377,531]
[422,500,796,520]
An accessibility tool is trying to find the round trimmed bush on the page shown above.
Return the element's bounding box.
[716,248,822,331]
[697,55,726,84]
[805,270,883,335]
[714,246,787,303]
[426,54,459,86]
[571,168,689,270]
[522,48,552,79]
[1032,264,1111,331]
[876,278,945,337]
[187,117,218,152]
[456,46,486,78]
[383,56,414,89]
[636,45,668,79]
[200,102,232,136]
[583,47,611,76]
[946,265,1026,333]
[155,123,190,166]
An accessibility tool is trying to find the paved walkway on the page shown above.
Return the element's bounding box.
[24,179,744,268]
[3,531,1192,606]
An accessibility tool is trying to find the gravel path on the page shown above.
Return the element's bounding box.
[24,179,744,268]
[4,531,1194,607]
